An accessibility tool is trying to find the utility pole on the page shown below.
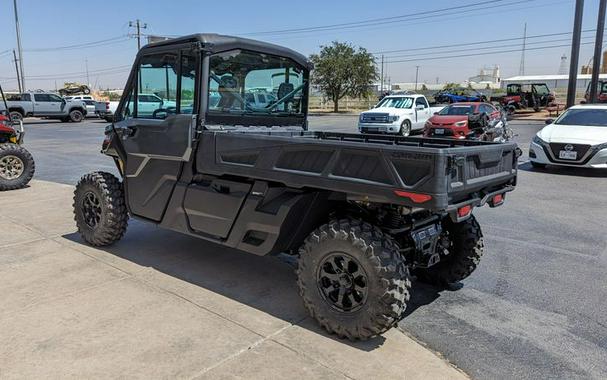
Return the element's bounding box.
[129,19,148,50]
[590,0,607,103]
[13,0,25,91]
[567,0,584,108]
[415,66,420,91]
[519,23,527,76]
[12,50,22,93]
[380,54,384,93]
[85,58,90,86]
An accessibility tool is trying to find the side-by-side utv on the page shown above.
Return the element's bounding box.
[73,34,518,340]
[0,84,35,191]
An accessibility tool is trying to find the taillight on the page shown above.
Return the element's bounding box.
[394,190,432,203]
[457,205,472,218]
[490,194,504,207]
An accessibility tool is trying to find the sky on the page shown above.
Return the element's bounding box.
[0,0,604,91]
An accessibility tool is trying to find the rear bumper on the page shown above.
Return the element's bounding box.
[529,141,607,168]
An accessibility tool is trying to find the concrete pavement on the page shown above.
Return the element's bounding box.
[0,180,467,379]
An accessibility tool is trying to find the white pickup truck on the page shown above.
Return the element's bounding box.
[0,92,88,122]
[358,94,444,136]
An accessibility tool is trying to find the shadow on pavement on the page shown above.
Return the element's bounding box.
[62,223,387,351]
[518,161,607,178]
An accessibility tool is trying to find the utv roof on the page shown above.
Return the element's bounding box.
[142,33,312,70]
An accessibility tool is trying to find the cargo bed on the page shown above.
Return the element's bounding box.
[196,130,518,211]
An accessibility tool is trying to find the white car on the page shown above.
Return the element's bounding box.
[529,105,607,169]
[358,94,444,136]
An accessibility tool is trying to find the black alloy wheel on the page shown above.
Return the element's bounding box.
[317,252,368,313]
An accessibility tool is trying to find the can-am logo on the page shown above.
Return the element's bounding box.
[564,144,574,151]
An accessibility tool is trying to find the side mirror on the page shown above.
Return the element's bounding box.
[433,112,439,115]
[545,118,554,125]
[415,104,425,110]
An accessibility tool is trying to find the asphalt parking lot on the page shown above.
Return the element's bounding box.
[10,116,607,379]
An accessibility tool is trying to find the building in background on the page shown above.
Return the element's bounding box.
[467,65,501,88]
[501,73,607,90]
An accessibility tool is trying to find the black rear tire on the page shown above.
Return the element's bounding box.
[0,143,35,191]
[297,218,411,340]
[69,110,84,123]
[73,172,128,246]
[414,215,484,287]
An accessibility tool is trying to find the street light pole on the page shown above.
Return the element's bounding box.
[590,0,607,103]
[13,0,25,91]
[566,0,584,108]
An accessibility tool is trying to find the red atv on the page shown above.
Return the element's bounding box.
[0,84,35,190]
[490,83,555,114]
[583,80,607,103]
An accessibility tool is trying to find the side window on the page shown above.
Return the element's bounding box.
[415,97,428,108]
[34,94,51,102]
[22,94,30,102]
[137,53,179,119]
[49,94,63,102]
[121,89,134,119]
[180,53,196,114]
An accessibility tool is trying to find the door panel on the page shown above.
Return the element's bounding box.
[117,114,195,221]
[184,180,252,238]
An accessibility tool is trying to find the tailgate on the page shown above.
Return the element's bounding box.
[445,143,518,203]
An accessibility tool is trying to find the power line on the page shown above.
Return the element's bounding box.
[377,35,596,59]
[384,41,596,64]
[243,0,518,36]
[24,36,130,52]
[373,28,600,55]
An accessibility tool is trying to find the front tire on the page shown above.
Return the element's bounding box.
[297,218,411,340]
[69,110,84,123]
[73,172,128,246]
[414,215,484,287]
[0,143,35,191]
[399,120,412,136]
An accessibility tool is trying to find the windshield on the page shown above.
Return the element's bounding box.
[533,84,550,95]
[208,50,307,116]
[376,97,413,109]
[439,105,474,115]
[554,108,607,127]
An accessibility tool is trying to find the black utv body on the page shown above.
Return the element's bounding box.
[74,34,518,340]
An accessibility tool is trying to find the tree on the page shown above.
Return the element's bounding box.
[310,41,377,112]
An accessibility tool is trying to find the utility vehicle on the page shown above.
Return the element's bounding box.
[0,84,35,190]
[73,34,518,340]
[490,83,555,114]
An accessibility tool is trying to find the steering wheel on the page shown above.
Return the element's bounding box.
[152,107,177,119]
